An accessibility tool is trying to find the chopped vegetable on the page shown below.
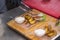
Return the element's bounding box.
[37,13,44,17]
[37,13,46,21]
[47,30,57,37]
[56,20,60,26]
[41,15,46,21]
[25,15,36,24]
[45,25,57,37]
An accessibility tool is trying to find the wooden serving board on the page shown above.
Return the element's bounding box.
[7,9,60,40]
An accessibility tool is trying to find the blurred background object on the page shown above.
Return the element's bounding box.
[0,0,22,14]
[0,0,7,13]
[6,0,22,10]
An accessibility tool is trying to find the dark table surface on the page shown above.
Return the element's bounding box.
[0,6,60,40]
[0,6,29,40]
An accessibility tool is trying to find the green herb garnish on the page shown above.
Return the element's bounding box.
[56,20,60,26]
